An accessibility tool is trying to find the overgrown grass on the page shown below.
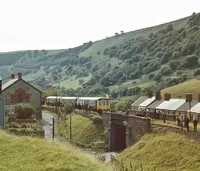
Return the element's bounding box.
[161,79,200,99]
[57,114,106,149]
[117,131,200,171]
[0,130,111,171]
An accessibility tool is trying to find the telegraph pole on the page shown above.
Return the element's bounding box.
[69,111,72,142]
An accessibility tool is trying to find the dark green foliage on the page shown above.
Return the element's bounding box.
[182,55,199,68]
[14,104,35,119]
[169,60,180,70]
[194,69,200,76]
[153,73,163,82]
[161,52,172,64]
[176,70,183,76]
[85,76,97,86]
[161,66,172,76]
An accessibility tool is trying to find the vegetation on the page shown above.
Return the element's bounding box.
[1,13,200,98]
[117,131,200,171]
[14,104,36,119]
[0,130,110,171]
[161,79,200,99]
[57,114,105,149]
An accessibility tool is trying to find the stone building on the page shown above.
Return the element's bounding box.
[1,73,42,119]
[0,80,5,127]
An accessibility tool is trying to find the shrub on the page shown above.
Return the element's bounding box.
[161,66,172,76]
[64,104,74,114]
[183,55,199,68]
[194,69,200,76]
[14,104,35,119]
[169,60,180,70]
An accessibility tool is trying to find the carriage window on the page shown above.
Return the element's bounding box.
[99,100,102,106]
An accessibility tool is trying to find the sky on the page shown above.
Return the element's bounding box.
[0,0,200,52]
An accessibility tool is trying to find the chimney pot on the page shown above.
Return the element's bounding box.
[164,93,171,101]
[147,90,153,98]
[155,90,161,100]
[198,93,200,102]
[11,74,15,79]
[185,93,193,102]
[18,73,22,79]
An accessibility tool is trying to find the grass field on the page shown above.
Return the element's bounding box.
[57,114,105,149]
[161,79,200,99]
[0,130,111,171]
[117,131,200,171]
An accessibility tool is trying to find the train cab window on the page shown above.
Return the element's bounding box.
[98,100,102,106]
[105,100,108,105]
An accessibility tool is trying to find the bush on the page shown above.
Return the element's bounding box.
[161,66,172,76]
[14,104,35,119]
[183,55,199,68]
[169,60,180,70]
[194,69,200,76]
[64,104,74,114]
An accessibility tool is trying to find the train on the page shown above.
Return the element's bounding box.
[45,96,110,111]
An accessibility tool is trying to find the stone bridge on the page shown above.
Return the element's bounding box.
[102,112,151,152]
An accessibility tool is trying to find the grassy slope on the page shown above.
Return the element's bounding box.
[117,131,200,171]
[57,114,105,149]
[0,130,110,171]
[161,79,200,99]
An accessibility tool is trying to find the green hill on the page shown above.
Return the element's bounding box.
[0,130,111,171]
[117,131,200,171]
[1,12,200,98]
[161,79,200,99]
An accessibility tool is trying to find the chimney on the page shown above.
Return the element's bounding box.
[0,80,2,93]
[11,74,15,79]
[18,73,22,79]
[164,93,171,101]
[155,90,161,100]
[185,93,192,102]
[147,90,153,98]
[198,93,200,102]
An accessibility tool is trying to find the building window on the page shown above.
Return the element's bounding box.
[18,94,22,103]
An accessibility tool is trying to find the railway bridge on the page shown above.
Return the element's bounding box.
[102,112,151,152]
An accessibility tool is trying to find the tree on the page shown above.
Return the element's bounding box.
[183,55,199,68]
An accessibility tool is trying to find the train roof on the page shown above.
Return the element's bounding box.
[77,97,109,100]
[61,97,78,100]
[46,96,61,99]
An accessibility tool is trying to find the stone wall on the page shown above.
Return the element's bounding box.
[127,115,151,146]
[102,112,151,151]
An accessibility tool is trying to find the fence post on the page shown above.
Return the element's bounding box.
[52,117,55,140]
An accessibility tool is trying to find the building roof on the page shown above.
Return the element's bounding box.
[147,99,164,109]
[190,102,200,113]
[2,78,42,93]
[131,96,148,107]
[176,100,198,112]
[139,96,155,107]
[2,79,18,90]
[156,99,185,110]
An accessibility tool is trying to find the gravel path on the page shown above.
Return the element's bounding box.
[40,112,54,140]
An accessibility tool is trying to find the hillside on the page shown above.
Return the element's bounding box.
[1,12,200,98]
[161,79,200,99]
[117,131,200,171]
[0,130,111,171]
[57,114,105,149]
